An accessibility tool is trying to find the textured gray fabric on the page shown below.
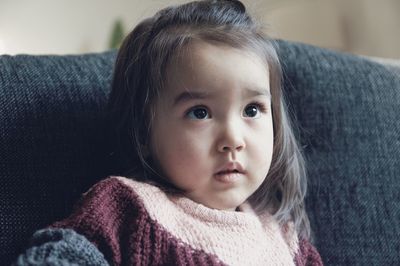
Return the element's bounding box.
[277,40,400,265]
[13,229,109,266]
[0,52,116,265]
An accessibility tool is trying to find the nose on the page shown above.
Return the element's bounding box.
[217,120,246,153]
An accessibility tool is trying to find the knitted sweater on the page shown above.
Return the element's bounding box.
[15,176,323,266]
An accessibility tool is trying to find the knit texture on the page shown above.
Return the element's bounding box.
[116,177,299,265]
[14,228,321,266]
[294,239,324,266]
[0,51,116,265]
[41,176,322,266]
[277,41,400,265]
[13,229,108,266]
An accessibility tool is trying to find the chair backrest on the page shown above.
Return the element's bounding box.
[0,51,116,264]
[277,40,400,265]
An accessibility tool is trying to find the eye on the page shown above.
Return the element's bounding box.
[243,102,266,118]
[186,106,210,120]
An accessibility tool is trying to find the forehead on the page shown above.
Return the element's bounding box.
[163,41,270,97]
[170,40,269,73]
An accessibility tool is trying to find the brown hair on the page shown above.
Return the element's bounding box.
[108,0,310,240]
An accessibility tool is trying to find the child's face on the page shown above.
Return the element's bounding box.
[150,41,273,211]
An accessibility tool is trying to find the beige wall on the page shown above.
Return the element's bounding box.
[263,0,400,58]
[0,0,399,58]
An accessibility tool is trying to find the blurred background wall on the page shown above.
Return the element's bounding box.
[0,0,399,58]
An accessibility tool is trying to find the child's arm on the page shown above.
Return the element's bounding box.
[13,177,136,266]
[13,228,109,265]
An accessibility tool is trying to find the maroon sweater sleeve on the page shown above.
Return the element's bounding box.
[294,239,324,266]
[50,177,227,266]
[50,178,143,265]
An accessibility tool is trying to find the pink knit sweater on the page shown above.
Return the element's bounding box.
[51,176,322,265]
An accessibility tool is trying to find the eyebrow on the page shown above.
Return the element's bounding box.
[173,87,271,106]
[173,91,210,106]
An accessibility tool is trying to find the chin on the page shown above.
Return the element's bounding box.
[189,192,245,211]
[206,200,243,211]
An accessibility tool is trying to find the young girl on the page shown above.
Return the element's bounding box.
[15,0,322,265]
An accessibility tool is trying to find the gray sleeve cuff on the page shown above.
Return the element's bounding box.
[13,228,109,266]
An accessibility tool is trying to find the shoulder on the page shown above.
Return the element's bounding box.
[278,219,323,265]
[294,238,324,266]
[61,176,142,217]
[257,211,300,259]
[257,211,323,265]
[50,176,163,237]
[49,176,165,265]
[81,175,153,197]
[52,176,174,232]
[73,176,164,209]
[53,176,163,225]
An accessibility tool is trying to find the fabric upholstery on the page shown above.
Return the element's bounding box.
[0,52,116,264]
[1,41,399,265]
[277,40,400,265]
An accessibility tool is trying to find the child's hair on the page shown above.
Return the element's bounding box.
[108,0,310,240]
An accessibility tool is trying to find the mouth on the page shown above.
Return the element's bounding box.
[215,161,245,174]
[216,169,242,175]
[214,162,245,183]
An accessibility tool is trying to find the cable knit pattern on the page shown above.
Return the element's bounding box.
[16,176,322,265]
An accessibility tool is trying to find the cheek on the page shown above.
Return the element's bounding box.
[151,125,210,177]
[155,138,211,190]
[251,119,274,170]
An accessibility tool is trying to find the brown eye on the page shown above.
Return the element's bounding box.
[187,107,210,119]
[243,105,259,118]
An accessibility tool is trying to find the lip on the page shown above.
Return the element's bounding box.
[214,161,246,183]
[214,172,243,183]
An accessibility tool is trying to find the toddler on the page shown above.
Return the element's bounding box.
[15,0,323,265]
